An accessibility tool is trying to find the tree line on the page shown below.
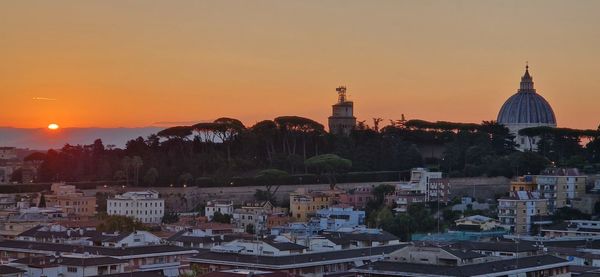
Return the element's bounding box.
[22,116,600,186]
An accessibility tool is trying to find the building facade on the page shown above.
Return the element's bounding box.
[205,200,234,221]
[45,183,96,218]
[498,191,549,235]
[106,191,164,224]
[534,168,586,212]
[289,189,332,222]
[313,206,365,231]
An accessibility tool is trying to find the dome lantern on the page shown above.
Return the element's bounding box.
[519,64,535,93]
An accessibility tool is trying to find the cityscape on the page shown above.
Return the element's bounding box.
[2,1,600,277]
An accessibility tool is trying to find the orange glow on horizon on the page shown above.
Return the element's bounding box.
[1,1,600,130]
[48,123,60,130]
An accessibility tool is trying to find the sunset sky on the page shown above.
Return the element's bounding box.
[1,1,599,130]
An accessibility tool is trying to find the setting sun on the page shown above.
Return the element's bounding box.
[48,123,60,130]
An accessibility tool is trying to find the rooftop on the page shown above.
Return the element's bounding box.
[12,255,125,267]
[190,244,405,269]
[0,240,197,257]
[353,255,567,276]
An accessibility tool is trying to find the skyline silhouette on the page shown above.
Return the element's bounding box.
[2,1,600,130]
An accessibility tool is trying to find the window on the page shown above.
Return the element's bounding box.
[67,267,78,273]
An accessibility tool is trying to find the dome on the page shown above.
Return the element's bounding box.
[497,66,556,125]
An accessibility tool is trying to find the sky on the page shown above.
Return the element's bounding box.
[1,1,599,130]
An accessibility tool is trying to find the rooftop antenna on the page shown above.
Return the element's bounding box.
[336,86,347,103]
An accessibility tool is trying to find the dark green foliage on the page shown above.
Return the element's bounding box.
[551,207,591,223]
[96,214,148,232]
[245,223,255,234]
[10,168,23,182]
[211,212,232,224]
[30,117,600,186]
[162,212,179,224]
[372,184,395,206]
[95,192,111,213]
[367,204,437,241]
[143,167,159,186]
[254,169,289,204]
[305,154,352,189]
[254,189,273,202]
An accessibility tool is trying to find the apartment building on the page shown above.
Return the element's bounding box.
[312,206,365,231]
[107,191,164,224]
[498,191,549,235]
[231,201,274,231]
[533,168,586,211]
[289,189,332,222]
[45,183,96,218]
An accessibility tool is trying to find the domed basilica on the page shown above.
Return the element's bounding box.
[497,65,556,151]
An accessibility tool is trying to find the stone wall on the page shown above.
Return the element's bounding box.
[89,177,511,212]
[449,176,510,201]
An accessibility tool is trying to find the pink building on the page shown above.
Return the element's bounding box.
[338,186,373,209]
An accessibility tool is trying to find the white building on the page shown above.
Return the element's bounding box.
[232,201,274,231]
[106,190,164,224]
[313,206,366,231]
[205,200,234,221]
[409,168,443,196]
[454,215,502,231]
[388,168,446,210]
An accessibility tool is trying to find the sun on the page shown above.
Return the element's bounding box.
[48,123,60,130]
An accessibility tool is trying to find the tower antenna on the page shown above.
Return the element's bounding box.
[336,86,347,103]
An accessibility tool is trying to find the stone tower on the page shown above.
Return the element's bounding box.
[328,86,356,135]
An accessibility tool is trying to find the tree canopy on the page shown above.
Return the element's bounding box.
[27,116,600,186]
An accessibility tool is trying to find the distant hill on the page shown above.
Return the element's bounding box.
[0,127,163,150]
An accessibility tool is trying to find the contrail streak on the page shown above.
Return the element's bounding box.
[32,97,57,101]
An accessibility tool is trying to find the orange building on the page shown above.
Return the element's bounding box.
[44,183,96,218]
[510,176,537,192]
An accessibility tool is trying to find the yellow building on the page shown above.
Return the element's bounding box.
[509,169,586,213]
[44,183,96,217]
[510,176,537,192]
[533,168,586,211]
[289,189,332,222]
